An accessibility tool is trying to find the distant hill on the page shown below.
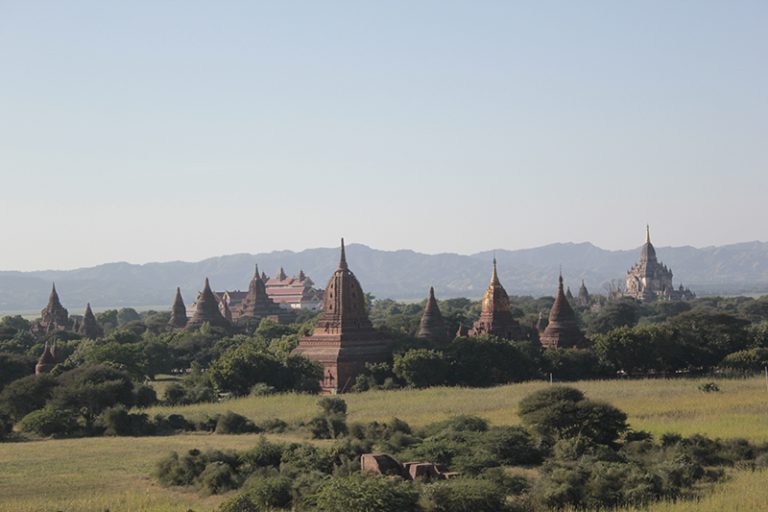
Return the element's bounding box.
[1,241,767,313]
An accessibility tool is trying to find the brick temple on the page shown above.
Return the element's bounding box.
[292,239,391,394]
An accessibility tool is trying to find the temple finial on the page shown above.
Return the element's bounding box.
[646,224,650,244]
[490,257,499,284]
[339,238,348,270]
[254,264,260,279]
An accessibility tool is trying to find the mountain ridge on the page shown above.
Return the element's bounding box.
[1,241,767,312]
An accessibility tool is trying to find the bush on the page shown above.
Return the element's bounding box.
[314,474,420,512]
[155,448,240,490]
[423,478,508,512]
[218,494,261,512]
[257,418,288,433]
[100,406,153,436]
[698,382,720,393]
[241,437,284,469]
[215,411,260,435]
[18,406,78,437]
[482,426,542,466]
[198,461,238,495]
[249,383,276,396]
[318,397,347,416]
[310,397,348,439]
[420,415,489,437]
[134,384,159,407]
[242,474,292,509]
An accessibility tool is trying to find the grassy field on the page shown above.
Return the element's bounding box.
[3,377,768,511]
[149,376,768,441]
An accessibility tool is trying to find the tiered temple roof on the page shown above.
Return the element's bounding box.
[232,265,289,323]
[416,287,449,344]
[168,287,188,329]
[469,259,521,340]
[38,283,70,332]
[264,268,322,310]
[292,239,391,393]
[623,226,694,302]
[186,278,230,330]
[79,303,103,339]
[539,274,587,349]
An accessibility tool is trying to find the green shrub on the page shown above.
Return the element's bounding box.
[419,415,488,437]
[215,411,260,434]
[314,474,420,512]
[198,461,238,495]
[423,478,507,512]
[482,426,542,466]
[241,437,284,469]
[217,494,261,512]
[257,417,288,433]
[100,406,153,436]
[134,384,159,407]
[249,383,276,396]
[18,406,78,437]
[242,474,292,509]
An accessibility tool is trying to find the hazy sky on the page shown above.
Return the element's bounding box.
[1,1,766,271]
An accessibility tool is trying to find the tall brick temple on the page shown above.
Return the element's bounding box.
[539,274,587,349]
[292,239,391,394]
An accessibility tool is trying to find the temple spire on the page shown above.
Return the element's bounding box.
[646,224,651,244]
[339,238,348,270]
[490,257,499,285]
[254,264,260,280]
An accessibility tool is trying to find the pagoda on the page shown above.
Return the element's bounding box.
[416,287,449,344]
[292,239,391,394]
[231,265,293,324]
[623,226,694,302]
[539,274,587,349]
[79,303,103,339]
[168,287,188,329]
[577,280,590,306]
[469,259,521,340]
[186,278,230,330]
[35,341,57,375]
[37,283,71,332]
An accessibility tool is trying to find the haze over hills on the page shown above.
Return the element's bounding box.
[1,241,767,313]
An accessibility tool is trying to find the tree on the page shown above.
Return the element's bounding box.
[0,352,35,391]
[50,365,136,431]
[0,374,58,421]
[519,386,627,445]
[117,308,141,326]
[393,349,449,388]
[208,344,285,395]
[588,299,644,335]
[447,336,537,386]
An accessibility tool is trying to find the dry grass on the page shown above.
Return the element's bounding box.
[148,376,768,441]
[4,377,768,511]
